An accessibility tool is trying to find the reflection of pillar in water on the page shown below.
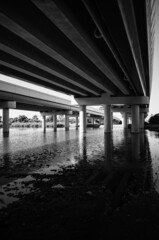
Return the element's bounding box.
[104,133,112,171]
[79,133,87,161]
[3,108,9,137]
[131,133,140,164]
[53,115,57,132]
[3,137,11,167]
[140,132,145,159]
[124,129,131,163]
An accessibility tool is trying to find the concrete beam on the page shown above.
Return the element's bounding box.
[33,0,129,95]
[73,94,149,106]
[112,107,149,113]
[117,0,146,96]
[0,101,16,109]
[0,9,113,95]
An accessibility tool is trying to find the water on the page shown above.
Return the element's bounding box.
[0,125,159,208]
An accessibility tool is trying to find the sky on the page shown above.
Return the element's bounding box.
[0,1,158,120]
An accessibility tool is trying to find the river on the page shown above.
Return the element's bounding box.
[0,125,159,208]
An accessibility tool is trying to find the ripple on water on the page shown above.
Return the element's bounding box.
[0,126,159,207]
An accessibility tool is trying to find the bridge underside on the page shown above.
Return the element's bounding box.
[0,0,154,99]
[0,0,155,135]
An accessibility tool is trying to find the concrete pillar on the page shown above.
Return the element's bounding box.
[104,104,112,133]
[111,112,113,129]
[53,115,57,132]
[140,112,144,129]
[79,105,86,133]
[92,117,94,126]
[3,108,9,137]
[123,112,128,129]
[42,115,46,133]
[131,105,140,133]
[75,115,78,130]
[65,115,69,131]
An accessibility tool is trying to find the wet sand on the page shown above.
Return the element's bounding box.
[0,161,159,240]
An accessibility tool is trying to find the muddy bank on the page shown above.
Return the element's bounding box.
[0,158,159,240]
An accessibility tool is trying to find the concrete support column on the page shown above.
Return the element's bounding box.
[104,104,112,133]
[132,105,140,133]
[79,105,86,133]
[65,115,69,131]
[42,115,46,133]
[53,115,57,132]
[123,112,128,129]
[140,112,145,129]
[75,115,78,130]
[92,117,94,126]
[3,108,9,137]
[111,112,113,129]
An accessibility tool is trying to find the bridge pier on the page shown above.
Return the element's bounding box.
[53,115,57,132]
[42,115,46,133]
[104,104,112,133]
[140,112,145,129]
[79,105,86,133]
[131,105,140,133]
[3,108,9,137]
[65,115,69,131]
[75,115,78,130]
[123,112,128,129]
[0,101,16,137]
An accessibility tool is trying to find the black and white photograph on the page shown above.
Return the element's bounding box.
[0,0,159,239]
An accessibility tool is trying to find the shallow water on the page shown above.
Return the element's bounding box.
[0,125,159,208]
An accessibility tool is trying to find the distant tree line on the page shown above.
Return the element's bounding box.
[0,114,76,128]
[9,115,40,124]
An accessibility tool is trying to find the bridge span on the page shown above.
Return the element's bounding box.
[0,80,107,135]
[0,0,155,136]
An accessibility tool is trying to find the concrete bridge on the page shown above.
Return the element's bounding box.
[0,0,155,135]
[0,80,106,135]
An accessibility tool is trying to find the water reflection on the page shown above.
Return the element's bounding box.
[1,126,159,208]
[79,133,87,161]
[131,133,140,164]
[104,133,112,171]
[102,130,154,195]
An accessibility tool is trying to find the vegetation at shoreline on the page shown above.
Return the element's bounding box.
[2,113,159,129]
[0,114,77,128]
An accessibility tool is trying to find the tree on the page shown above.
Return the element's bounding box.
[57,115,64,123]
[12,117,19,123]
[46,116,53,122]
[18,115,29,123]
[32,115,39,122]
[148,114,159,124]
